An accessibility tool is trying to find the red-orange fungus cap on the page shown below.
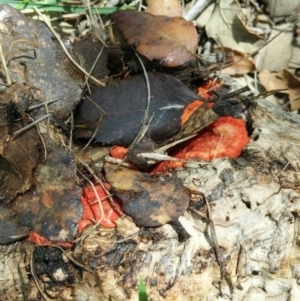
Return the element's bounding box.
[110,145,128,159]
[27,232,73,248]
[152,116,249,173]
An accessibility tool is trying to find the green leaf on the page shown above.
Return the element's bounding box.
[139,278,148,301]
[0,0,118,14]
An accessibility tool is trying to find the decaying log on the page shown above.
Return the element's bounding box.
[1,99,300,301]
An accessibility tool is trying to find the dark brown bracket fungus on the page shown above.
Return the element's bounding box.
[103,162,190,241]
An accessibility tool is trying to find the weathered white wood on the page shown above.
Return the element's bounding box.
[1,99,300,300]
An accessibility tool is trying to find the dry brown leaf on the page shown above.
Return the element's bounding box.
[72,33,108,80]
[214,47,256,75]
[255,23,293,72]
[258,69,300,110]
[113,10,197,67]
[145,0,182,17]
[205,0,265,53]
[261,0,300,17]
[0,204,31,244]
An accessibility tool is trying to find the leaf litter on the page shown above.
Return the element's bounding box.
[0,0,300,299]
[113,10,198,67]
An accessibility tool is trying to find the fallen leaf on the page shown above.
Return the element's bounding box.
[145,0,182,17]
[74,72,201,146]
[0,204,31,244]
[113,10,197,67]
[0,4,84,121]
[255,23,293,72]
[205,0,265,53]
[258,69,300,110]
[12,136,83,243]
[214,47,256,75]
[72,33,109,80]
[103,162,190,228]
[195,3,215,28]
[261,0,299,17]
[0,88,40,203]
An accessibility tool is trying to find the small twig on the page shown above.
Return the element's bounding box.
[69,111,74,152]
[80,115,103,154]
[26,98,59,111]
[133,52,151,143]
[183,0,213,21]
[74,169,105,244]
[203,197,233,294]
[214,86,250,101]
[29,115,48,159]
[57,246,94,273]
[13,113,51,137]
[274,161,290,179]
[0,45,11,85]
[212,134,223,160]
[4,38,38,60]
[105,156,132,167]
[83,44,105,89]
[75,155,123,217]
[191,197,233,294]
[85,95,107,114]
[33,7,105,87]
[137,152,210,165]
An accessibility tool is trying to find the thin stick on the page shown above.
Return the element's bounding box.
[138,152,210,165]
[69,111,74,152]
[105,156,132,167]
[27,98,59,111]
[79,113,104,154]
[83,44,105,88]
[33,7,105,87]
[13,113,51,137]
[155,134,198,153]
[75,169,105,243]
[0,45,11,85]
[214,86,250,101]
[75,155,122,216]
[29,115,47,159]
[212,134,223,160]
[57,246,94,273]
[132,52,151,143]
[203,197,233,294]
[274,161,290,179]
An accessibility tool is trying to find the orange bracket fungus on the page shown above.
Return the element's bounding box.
[153,116,250,173]
[78,185,123,232]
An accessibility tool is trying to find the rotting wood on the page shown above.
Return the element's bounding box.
[1,99,300,300]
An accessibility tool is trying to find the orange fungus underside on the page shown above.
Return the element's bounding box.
[78,184,123,232]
